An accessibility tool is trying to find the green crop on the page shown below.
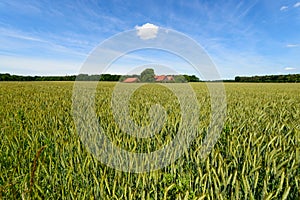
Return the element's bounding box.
[0,82,299,199]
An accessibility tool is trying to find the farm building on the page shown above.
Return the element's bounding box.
[123,77,140,83]
[154,75,174,82]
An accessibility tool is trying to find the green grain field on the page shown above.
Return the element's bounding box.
[0,82,299,199]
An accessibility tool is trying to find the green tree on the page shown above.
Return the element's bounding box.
[183,74,200,82]
[140,68,155,82]
[174,75,187,83]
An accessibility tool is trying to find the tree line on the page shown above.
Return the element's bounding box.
[1,72,299,82]
[0,73,201,82]
[235,74,300,83]
[2,72,299,82]
[0,73,122,81]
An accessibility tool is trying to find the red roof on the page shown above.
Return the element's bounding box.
[167,76,174,81]
[155,75,167,81]
[123,77,139,83]
[154,75,174,82]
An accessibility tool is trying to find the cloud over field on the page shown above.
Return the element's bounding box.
[135,23,159,40]
[280,6,288,11]
[284,67,296,71]
[294,2,300,7]
[286,44,300,48]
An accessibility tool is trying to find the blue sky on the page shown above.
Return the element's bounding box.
[0,0,300,79]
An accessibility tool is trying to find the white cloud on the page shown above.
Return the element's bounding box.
[286,44,300,48]
[135,23,159,40]
[294,2,300,7]
[284,67,296,71]
[280,6,288,11]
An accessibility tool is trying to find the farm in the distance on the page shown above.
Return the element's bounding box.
[0,82,299,199]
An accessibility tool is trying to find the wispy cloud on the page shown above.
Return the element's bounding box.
[284,67,296,71]
[294,2,300,8]
[0,27,44,42]
[236,0,259,19]
[0,27,90,57]
[1,1,42,15]
[280,3,300,11]
[280,6,288,11]
[286,44,300,48]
